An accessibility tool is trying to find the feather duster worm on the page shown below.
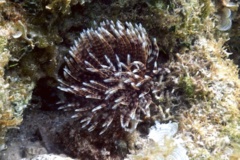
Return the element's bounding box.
[58,20,163,135]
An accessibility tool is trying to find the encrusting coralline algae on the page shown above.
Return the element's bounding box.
[126,121,189,160]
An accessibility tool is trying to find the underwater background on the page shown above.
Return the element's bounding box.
[0,0,240,159]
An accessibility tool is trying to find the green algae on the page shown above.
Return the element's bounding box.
[179,76,196,98]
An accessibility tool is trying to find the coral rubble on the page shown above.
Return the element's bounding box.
[0,23,34,150]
